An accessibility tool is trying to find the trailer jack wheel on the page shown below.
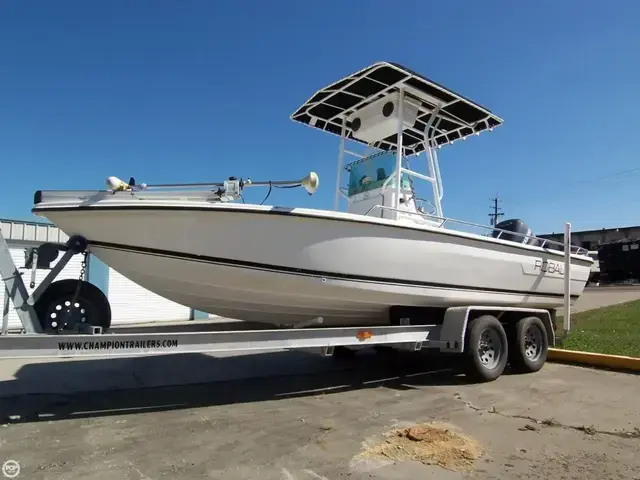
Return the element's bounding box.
[464,315,508,383]
[34,279,112,334]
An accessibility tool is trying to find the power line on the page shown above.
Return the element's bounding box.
[489,196,504,226]
[569,167,640,186]
[501,166,640,211]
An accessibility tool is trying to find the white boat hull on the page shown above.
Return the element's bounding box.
[35,204,591,327]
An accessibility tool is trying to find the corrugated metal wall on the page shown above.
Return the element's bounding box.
[0,219,71,245]
[107,268,192,324]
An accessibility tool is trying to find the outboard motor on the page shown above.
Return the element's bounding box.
[492,218,536,245]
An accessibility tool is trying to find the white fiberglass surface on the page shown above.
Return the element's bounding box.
[34,200,591,270]
[91,247,584,327]
[57,210,587,294]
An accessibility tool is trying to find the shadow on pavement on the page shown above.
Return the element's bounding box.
[0,349,478,424]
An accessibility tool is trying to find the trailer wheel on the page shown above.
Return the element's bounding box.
[464,315,508,382]
[34,279,112,334]
[508,316,548,373]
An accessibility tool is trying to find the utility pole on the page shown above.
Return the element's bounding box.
[488,196,504,226]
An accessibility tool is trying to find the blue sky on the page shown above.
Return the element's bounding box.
[1,0,639,234]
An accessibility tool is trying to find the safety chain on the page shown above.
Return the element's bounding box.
[79,251,87,281]
[61,251,87,332]
[70,251,87,302]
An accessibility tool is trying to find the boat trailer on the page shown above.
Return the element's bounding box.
[0,225,575,383]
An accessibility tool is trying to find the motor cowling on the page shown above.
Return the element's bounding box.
[492,219,536,245]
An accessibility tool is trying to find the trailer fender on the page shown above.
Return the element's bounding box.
[439,306,554,353]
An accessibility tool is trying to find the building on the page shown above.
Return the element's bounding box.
[539,225,640,251]
[1,217,213,331]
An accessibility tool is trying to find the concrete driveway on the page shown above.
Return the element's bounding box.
[560,284,640,314]
[0,349,638,479]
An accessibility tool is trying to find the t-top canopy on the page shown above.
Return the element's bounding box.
[290,61,503,156]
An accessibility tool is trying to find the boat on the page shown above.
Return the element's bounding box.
[32,61,593,329]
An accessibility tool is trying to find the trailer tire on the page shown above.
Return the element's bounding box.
[464,315,508,383]
[34,279,112,333]
[508,316,548,373]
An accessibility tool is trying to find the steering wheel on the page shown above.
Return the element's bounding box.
[415,197,437,216]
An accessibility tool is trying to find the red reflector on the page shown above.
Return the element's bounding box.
[356,330,373,341]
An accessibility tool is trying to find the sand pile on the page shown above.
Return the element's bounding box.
[361,422,484,471]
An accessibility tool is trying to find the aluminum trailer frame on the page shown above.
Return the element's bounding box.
[0,225,574,372]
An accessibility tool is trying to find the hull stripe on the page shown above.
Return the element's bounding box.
[32,204,593,267]
[90,240,582,300]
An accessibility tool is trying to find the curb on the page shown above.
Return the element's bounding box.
[548,348,640,372]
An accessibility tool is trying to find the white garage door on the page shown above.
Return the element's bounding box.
[1,246,84,331]
[107,268,191,324]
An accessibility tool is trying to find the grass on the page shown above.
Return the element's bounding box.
[557,300,640,358]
